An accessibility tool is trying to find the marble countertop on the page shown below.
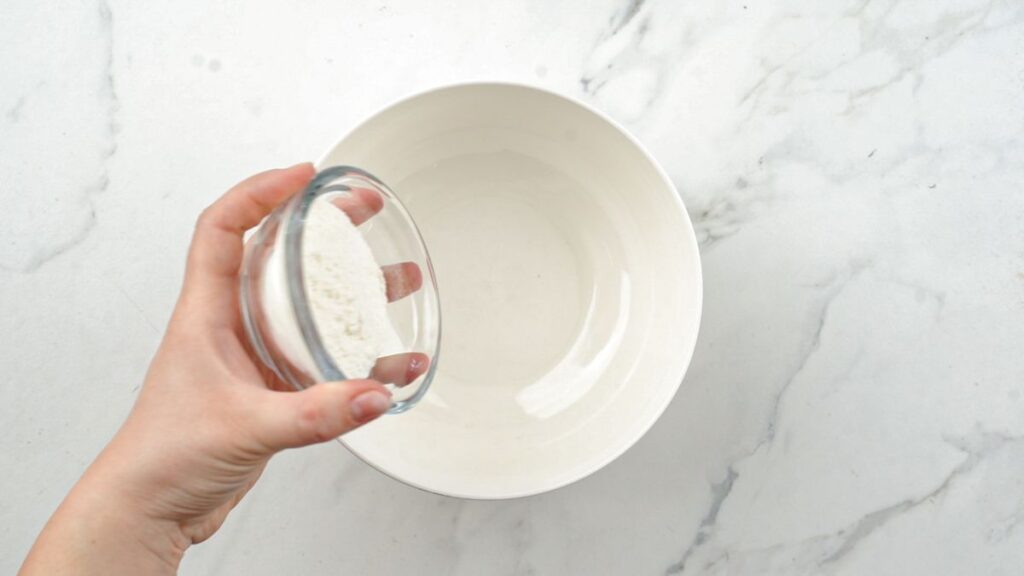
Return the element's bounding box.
[4,1,1024,574]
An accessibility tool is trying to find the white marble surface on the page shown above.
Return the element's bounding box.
[4,0,1024,574]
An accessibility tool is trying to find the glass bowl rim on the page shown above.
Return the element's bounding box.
[283,165,441,414]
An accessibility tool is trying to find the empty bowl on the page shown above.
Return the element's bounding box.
[321,83,702,499]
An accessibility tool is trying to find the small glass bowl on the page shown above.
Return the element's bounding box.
[240,166,440,413]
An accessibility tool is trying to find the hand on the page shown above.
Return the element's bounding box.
[20,163,427,575]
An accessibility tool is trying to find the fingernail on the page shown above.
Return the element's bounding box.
[406,355,429,384]
[350,390,392,423]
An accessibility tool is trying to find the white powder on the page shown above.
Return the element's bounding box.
[299,199,403,378]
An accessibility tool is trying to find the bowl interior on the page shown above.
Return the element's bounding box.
[321,84,701,499]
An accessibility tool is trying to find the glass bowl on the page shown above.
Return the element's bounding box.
[240,166,440,414]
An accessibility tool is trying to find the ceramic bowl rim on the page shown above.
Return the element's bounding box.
[317,81,704,500]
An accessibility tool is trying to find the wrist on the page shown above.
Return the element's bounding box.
[75,469,190,568]
[22,451,190,576]
[82,435,194,563]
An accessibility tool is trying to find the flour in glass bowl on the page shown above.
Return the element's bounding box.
[300,199,403,378]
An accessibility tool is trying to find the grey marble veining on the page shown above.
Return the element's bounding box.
[4,0,1024,574]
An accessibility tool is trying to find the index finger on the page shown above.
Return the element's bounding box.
[331,187,384,225]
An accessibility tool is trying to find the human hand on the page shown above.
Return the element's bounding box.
[20,163,427,575]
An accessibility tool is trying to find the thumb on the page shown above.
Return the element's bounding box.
[252,380,392,452]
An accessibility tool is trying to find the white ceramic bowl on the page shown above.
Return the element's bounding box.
[321,83,702,499]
